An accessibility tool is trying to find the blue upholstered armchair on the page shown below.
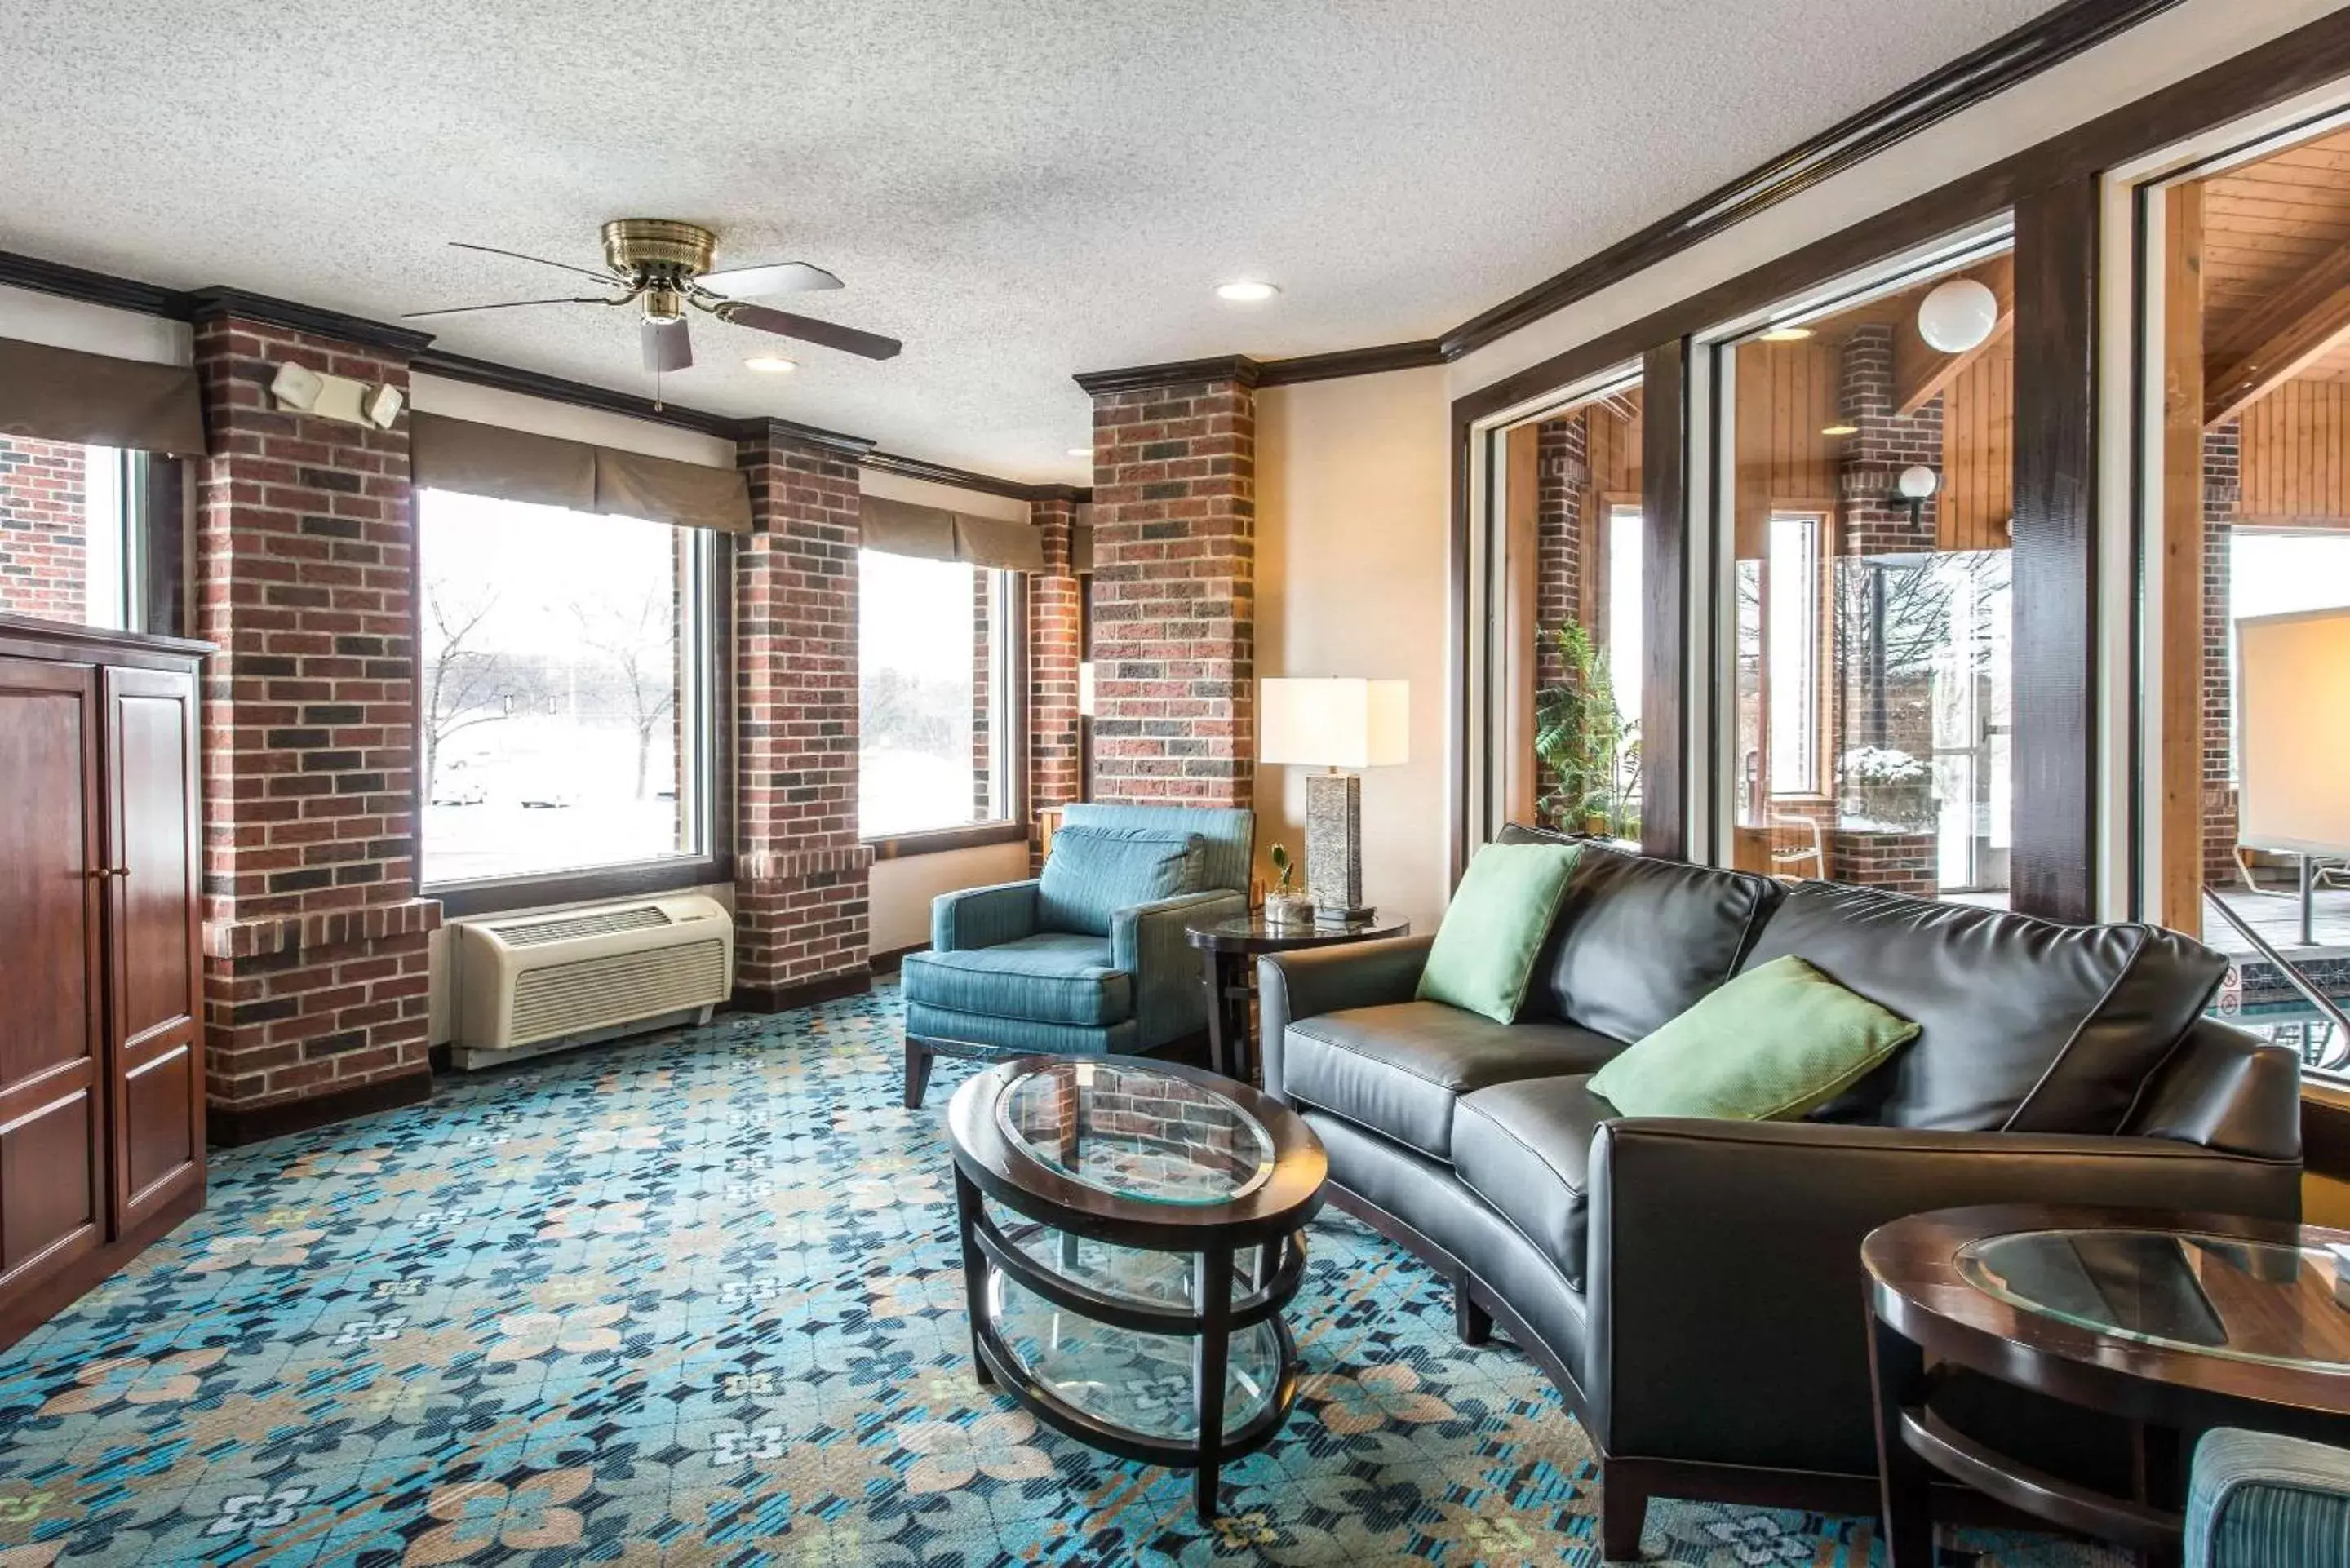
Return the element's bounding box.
[897,804,1253,1107]
[2188,1428,2350,1566]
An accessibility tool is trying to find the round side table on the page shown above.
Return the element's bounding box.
[1184,910,1410,1084]
[1863,1203,2350,1567]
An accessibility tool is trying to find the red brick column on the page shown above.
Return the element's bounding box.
[734,420,873,1008]
[1080,360,1257,806]
[1838,323,1944,556]
[0,436,89,620]
[1533,413,1589,813]
[189,299,440,1136]
[2201,420,2241,889]
[1027,494,1084,867]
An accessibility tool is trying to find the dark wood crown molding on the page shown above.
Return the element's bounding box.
[1073,354,1263,396]
[862,449,1091,504]
[1257,339,1446,388]
[414,348,744,438]
[182,286,437,357]
[0,248,181,317]
[1027,483,1092,504]
[738,415,878,460]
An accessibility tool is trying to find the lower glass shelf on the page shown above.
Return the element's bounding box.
[985,1270,1282,1444]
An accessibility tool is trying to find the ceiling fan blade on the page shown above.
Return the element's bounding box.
[449,241,624,285]
[695,260,845,298]
[643,316,693,374]
[715,301,902,361]
[401,295,620,320]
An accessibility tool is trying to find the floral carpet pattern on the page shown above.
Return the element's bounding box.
[0,986,2122,1566]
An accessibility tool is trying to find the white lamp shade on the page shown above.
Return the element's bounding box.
[1917,277,2000,354]
[1896,464,1940,499]
[1260,679,1408,768]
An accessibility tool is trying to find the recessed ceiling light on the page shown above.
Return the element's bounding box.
[744,355,797,373]
[1820,422,1860,436]
[1067,447,1094,458]
[1216,281,1280,303]
[1758,326,1814,343]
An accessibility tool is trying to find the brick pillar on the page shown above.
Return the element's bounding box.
[0,436,90,621]
[1838,323,1944,556]
[190,301,440,1136]
[1082,361,1257,805]
[2202,420,2241,889]
[734,420,873,1008]
[1027,495,1084,869]
[1533,413,1590,813]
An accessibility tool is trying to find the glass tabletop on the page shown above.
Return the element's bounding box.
[1955,1227,2350,1372]
[995,1061,1275,1206]
[1188,911,1405,941]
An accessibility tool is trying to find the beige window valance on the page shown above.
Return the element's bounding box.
[861,494,1046,573]
[0,337,206,455]
[410,410,751,534]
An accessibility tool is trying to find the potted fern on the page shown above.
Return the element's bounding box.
[1534,622,1638,839]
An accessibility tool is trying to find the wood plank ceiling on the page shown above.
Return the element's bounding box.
[2203,126,2350,396]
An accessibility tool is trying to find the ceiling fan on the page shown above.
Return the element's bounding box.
[405,219,902,373]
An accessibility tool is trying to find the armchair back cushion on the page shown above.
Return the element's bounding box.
[1037,826,1204,937]
[1504,830,1785,1043]
[1743,880,2229,1134]
[1059,804,1255,894]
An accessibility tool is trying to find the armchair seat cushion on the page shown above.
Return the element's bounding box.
[901,934,1132,1027]
[1283,1001,1624,1159]
[1452,1074,1617,1289]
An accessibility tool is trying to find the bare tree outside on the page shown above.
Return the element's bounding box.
[569,584,678,801]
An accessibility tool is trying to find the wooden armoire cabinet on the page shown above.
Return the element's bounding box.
[0,615,207,1347]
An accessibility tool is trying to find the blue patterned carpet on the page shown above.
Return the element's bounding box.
[0,986,2121,1566]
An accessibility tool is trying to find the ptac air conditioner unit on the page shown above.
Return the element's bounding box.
[452,893,733,1070]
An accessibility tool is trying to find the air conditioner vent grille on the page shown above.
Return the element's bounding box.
[498,906,672,946]
[508,941,729,1045]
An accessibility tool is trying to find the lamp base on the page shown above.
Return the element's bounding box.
[1304,770,1365,924]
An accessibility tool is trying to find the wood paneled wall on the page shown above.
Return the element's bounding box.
[1586,396,1643,496]
[1940,334,2015,552]
[1731,339,1840,556]
[2239,379,2350,525]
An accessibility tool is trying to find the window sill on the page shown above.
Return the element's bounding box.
[864,822,1028,861]
[428,855,733,919]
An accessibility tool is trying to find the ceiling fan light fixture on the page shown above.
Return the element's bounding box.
[1216,280,1279,303]
[745,355,797,374]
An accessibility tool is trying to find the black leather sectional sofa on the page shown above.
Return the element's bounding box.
[1257,833,2303,1559]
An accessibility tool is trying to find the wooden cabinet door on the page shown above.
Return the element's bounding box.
[103,665,204,1232]
[0,659,105,1293]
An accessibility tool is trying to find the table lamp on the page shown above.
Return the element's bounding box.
[1260,678,1408,924]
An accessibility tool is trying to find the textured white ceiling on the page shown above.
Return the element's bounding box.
[1,1,2061,482]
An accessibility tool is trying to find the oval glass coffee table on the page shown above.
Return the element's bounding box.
[945,1055,1328,1519]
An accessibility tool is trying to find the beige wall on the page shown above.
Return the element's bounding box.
[1257,366,1452,928]
[869,840,1031,954]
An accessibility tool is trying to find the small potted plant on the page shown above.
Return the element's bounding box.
[1265,843,1312,927]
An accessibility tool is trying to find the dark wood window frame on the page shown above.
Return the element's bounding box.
[421,523,736,921]
[1446,11,2350,919]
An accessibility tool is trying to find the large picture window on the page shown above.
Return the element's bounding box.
[418,489,713,887]
[860,549,1011,839]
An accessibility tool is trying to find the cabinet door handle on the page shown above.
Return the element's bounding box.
[85,867,130,879]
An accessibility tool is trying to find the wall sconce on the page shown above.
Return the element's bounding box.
[1891,464,1940,529]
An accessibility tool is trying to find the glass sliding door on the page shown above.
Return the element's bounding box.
[1715,239,2017,901]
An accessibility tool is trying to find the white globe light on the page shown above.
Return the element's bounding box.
[1897,464,1940,499]
[1916,277,1999,353]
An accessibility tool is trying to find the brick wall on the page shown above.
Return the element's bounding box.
[2201,420,2241,889]
[0,435,88,621]
[971,568,992,821]
[191,310,438,1123]
[1533,414,1589,816]
[1826,827,1939,895]
[734,423,871,1004]
[1087,370,1256,805]
[1838,324,1944,557]
[1027,497,1084,869]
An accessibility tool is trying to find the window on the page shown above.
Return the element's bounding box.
[0,437,184,634]
[1607,503,1643,739]
[859,549,1011,838]
[418,489,713,887]
[1766,513,1821,795]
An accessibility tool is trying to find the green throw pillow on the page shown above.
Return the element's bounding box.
[1589,955,1920,1121]
[1417,841,1582,1024]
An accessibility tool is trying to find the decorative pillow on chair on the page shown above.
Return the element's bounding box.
[1038,827,1205,936]
[1589,955,1920,1120]
[1416,840,1582,1024]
